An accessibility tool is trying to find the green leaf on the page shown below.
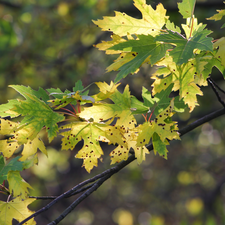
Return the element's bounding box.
[153,84,186,115]
[72,80,89,96]
[10,92,64,142]
[155,29,213,65]
[152,133,168,159]
[166,20,181,33]
[130,96,150,114]
[178,0,196,19]
[47,87,71,99]
[7,171,32,199]
[142,87,155,108]
[0,100,20,118]
[153,84,173,116]
[9,85,49,103]
[109,35,170,82]
[0,156,24,184]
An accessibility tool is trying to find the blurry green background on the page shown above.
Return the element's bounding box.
[0,0,225,224]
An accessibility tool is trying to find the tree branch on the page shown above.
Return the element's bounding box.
[18,155,136,225]
[0,1,21,9]
[207,78,225,108]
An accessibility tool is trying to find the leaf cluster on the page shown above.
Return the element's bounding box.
[0,0,225,224]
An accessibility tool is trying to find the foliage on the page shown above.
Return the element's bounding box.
[0,0,224,224]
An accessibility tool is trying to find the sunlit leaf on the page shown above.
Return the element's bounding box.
[0,197,36,225]
[7,171,32,199]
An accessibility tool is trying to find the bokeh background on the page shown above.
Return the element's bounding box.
[0,0,225,224]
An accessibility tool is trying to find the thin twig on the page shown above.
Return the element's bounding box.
[207,78,225,108]
[48,155,136,225]
[208,78,225,95]
[17,156,136,225]
[29,183,95,200]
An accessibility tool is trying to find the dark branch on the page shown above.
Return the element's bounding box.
[18,155,136,225]
[48,155,135,225]
[207,78,225,108]
[208,78,225,95]
[0,1,21,9]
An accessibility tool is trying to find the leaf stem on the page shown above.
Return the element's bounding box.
[189,0,196,38]
[69,103,77,114]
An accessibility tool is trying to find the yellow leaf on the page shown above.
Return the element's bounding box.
[181,17,205,39]
[124,129,149,164]
[110,126,149,165]
[19,135,47,161]
[0,139,19,158]
[213,37,225,67]
[0,197,36,225]
[94,34,126,54]
[92,81,120,101]
[110,145,129,164]
[8,171,32,199]
[75,131,103,173]
[0,119,18,135]
[152,57,204,112]
[61,121,126,172]
[79,85,137,129]
[106,52,140,73]
[93,1,167,36]
[137,100,180,158]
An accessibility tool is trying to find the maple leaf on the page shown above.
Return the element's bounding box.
[152,84,186,116]
[0,118,18,135]
[0,118,47,161]
[0,139,20,158]
[0,100,20,118]
[19,135,47,161]
[152,133,168,158]
[110,127,149,165]
[10,85,49,103]
[155,29,213,65]
[178,0,196,19]
[92,81,120,101]
[152,55,204,111]
[166,20,181,33]
[0,156,23,183]
[61,121,125,172]
[201,51,225,77]
[94,34,127,55]
[10,91,64,142]
[79,85,136,129]
[47,80,93,110]
[207,2,225,28]
[213,37,225,68]
[108,35,171,82]
[130,95,150,115]
[0,197,36,225]
[93,1,167,37]
[137,99,180,159]
[7,171,32,199]
[181,17,209,39]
